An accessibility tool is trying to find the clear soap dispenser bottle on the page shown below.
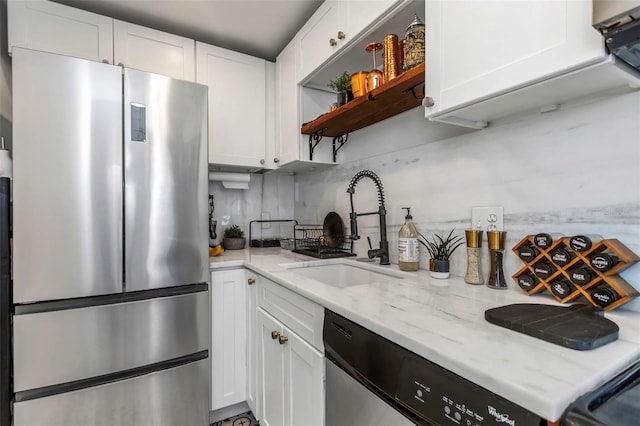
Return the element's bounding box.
[398,207,419,271]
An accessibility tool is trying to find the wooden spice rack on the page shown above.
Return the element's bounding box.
[301,62,425,139]
[512,236,640,311]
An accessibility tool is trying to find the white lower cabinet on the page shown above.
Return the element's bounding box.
[246,271,260,418]
[258,308,324,426]
[210,269,247,411]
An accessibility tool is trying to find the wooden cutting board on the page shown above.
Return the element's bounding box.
[485,303,619,350]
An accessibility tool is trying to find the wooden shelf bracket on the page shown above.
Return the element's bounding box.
[332,133,349,162]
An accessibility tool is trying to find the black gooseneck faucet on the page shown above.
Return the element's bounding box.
[347,170,390,265]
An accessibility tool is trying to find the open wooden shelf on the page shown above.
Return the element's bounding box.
[301,63,425,138]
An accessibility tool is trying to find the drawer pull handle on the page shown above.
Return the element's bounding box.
[278,335,288,345]
[247,278,255,285]
[271,330,280,339]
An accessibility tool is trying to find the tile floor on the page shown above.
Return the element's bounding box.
[211,411,259,426]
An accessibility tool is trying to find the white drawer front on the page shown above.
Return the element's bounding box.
[258,277,324,351]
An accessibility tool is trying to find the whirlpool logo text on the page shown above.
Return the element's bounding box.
[487,406,515,426]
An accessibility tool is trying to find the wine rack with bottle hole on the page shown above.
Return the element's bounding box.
[512,235,640,311]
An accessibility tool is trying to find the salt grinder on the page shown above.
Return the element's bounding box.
[464,230,484,285]
[486,231,508,289]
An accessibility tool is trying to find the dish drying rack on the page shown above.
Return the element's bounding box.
[292,224,356,259]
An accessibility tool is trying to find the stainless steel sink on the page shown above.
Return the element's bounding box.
[282,262,405,288]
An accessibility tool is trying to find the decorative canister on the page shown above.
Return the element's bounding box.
[350,71,368,97]
[403,14,425,71]
[383,34,400,82]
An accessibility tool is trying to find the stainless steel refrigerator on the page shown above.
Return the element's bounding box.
[6,47,210,425]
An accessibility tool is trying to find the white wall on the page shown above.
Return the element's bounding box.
[209,173,295,247]
[294,90,640,311]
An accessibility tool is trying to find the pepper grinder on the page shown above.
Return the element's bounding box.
[486,230,508,289]
[464,230,484,285]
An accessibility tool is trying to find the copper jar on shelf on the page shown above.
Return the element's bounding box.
[350,71,368,98]
[383,34,401,82]
[398,38,406,73]
[403,14,425,71]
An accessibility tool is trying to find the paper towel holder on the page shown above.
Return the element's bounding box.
[208,172,250,189]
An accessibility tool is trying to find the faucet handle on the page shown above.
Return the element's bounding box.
[367,236,373,250]
[349,211,359,240]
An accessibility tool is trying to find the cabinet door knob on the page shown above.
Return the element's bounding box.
[278,335,288,345]
[329,38,337,47]
[273,158,280,163]
[337,31,345,40]
[271,330,280,339]
[260,159,265,165]
[247,278,255,285]
[422,97,435,108]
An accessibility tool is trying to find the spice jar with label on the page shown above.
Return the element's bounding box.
[549,246,575,267]
[533,232,563,249]
[517,273,539,292]
[590,253,621,272]
[590,285,619,308]
[549,279,575,299]
[517,244,539,262]
[569,234,603,252]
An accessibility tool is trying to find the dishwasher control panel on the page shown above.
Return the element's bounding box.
[324,309,545,426]
[395,356,541,425]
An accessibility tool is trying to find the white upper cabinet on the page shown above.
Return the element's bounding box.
[424,0,627,128]
[275,38,300,168]
[298,0,403,82]
[298,1,343,81]
[196,42,269,168]
[114,21,195,81]
[342,0,399,40]
[8,0,113,63]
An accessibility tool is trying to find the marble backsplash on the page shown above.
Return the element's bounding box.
[209,173,295,247]
[293,90,640,311]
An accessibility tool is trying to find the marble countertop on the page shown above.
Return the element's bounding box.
[210,249,640,422]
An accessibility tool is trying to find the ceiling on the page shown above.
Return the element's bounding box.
[53,0,324,61]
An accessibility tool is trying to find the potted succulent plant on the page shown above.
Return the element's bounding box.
[223,225,246,250]
[328,71,353,106]
[418,229,464,279]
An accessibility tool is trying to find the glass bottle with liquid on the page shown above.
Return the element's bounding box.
[398,207,419,271]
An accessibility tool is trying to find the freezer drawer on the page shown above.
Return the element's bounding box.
[124,68,209,292]
[13,358,209,426]
[13,290,208,392]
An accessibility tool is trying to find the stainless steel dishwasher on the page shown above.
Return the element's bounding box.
[323,309,545,426]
